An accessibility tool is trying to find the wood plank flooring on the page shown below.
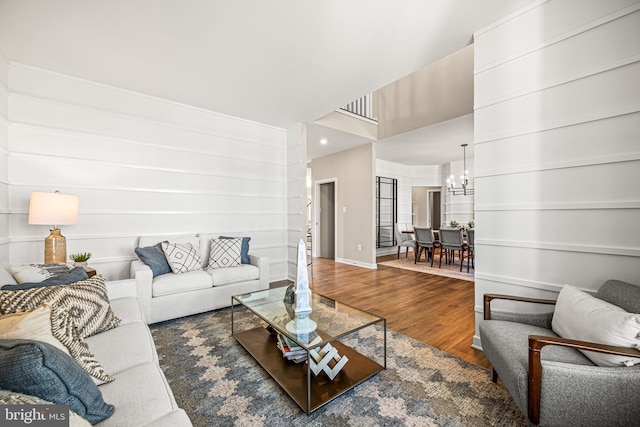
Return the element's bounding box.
[274,254,490,369]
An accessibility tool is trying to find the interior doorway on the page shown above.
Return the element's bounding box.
[317,180,336,259]
[411,186,441,229]
[429,190,441,229]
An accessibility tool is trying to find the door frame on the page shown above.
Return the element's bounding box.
[314,178,338,259]
[427,189,442,229]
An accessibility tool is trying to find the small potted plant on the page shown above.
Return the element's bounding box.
[70,252,91,267]
[449,220,458,228]
[468,220,475,228]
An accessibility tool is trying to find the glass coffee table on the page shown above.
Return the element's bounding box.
[231,286,386,414]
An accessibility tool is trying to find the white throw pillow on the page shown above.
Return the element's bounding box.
[208,238,242,269]
[552,284,640,367]
[161,241,202,274]
[10,263,70,284]
[0,304,70,355]
[0,304,111,384]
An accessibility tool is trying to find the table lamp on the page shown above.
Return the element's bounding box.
[28,191,80,264]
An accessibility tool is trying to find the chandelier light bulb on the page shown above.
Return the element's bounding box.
[446,144,474,196]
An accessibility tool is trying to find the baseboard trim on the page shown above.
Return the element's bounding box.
[335,257,377,270]
[472,335,483,352]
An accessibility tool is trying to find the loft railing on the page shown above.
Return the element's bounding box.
[339,93,376,122]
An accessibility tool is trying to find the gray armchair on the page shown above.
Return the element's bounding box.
[394,223,414,259]
[479,279,640,426]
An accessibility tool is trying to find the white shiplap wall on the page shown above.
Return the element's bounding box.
[473,0,640,348]
[7,63,288,281]
[0,52,9,260]
[375,159,414,256]
[375,160,442,256]
[286,123,307,280]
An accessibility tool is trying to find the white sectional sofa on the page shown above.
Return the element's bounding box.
[89,279,192,426]
[0,261,192,427]
[131,233,270,324]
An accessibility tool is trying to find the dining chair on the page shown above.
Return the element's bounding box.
[394,223,414,259]
[466,228,475,273]
[413,227,438,266]
[438,228,468,272]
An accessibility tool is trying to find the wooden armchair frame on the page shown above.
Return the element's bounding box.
[483,293,640,425]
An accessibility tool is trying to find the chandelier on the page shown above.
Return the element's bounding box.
[446,143,474,196]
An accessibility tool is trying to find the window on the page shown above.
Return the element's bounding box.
[376,176,397,248]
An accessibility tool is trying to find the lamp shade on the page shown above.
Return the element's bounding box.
[28,192,79,226]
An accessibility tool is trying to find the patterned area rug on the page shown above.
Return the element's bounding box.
[379,257,474,282]
[150,308,525,426]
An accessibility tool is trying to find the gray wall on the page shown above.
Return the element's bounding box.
[311,144,376,268]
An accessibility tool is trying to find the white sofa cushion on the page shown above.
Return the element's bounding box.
[552,284,640,367]
[85,322,157,375]
[152,270,213,297]
[97,363,179,427]
[108,296,144,325]
[208,264,259,287]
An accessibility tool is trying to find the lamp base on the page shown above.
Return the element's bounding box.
[44,228,67,264]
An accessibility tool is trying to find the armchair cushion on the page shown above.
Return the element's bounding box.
[552,285,640,367]
[596,279,640,313]
[479,320,593,413]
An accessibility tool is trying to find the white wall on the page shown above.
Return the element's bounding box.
[0,51,9,260]
[6,63,288,281]
[286,123,307,280]
[473,0,640,347]
[375,160,442,255]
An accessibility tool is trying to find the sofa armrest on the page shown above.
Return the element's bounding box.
[106,279,137,300]
[248,254,270,290]
[131,260,153,321]
[528,335,640,425]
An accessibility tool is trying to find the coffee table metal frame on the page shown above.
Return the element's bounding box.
[231,287,386,414]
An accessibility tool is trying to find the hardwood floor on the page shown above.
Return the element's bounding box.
[277,254,490,369]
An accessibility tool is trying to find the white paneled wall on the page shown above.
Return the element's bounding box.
[0,52,8,260]
[375,159,413,256]
[7,64,288,281]
[286,123,307,280]
[473,0,640,348]
[374,160,443,256]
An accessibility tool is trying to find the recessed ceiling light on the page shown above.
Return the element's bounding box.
[320,139,328,145]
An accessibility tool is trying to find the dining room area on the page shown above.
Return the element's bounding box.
[380,222,475,281]
[376,177,475,281]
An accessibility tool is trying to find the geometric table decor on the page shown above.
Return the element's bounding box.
[309,343,349,380]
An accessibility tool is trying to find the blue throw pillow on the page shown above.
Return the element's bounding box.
[219,236,251,264]
[0,339,114,424]
[1,267,88,290]
[135,242,171,277]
